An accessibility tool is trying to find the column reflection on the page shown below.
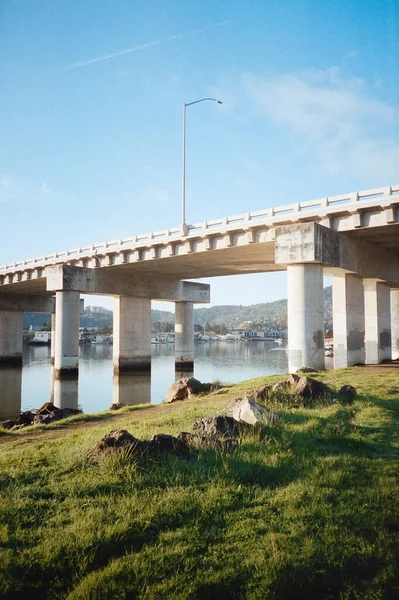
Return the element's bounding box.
[0,367,22,420]
[112,372,151,407]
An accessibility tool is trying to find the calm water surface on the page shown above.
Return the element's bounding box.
[0,341,289,419]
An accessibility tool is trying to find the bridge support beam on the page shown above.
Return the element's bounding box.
[54,291,80,378]
[287,264,325,372]
[332,274,365,368]
[113,297,151,374]
[391,289,399,360]
[175,301,194,370]
[0,311,23,366]
[364,280,391,364]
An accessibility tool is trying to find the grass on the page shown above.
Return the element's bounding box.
[0,366,398,599]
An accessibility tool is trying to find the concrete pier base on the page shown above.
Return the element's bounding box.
[113,297,151,373]
[175,302,194,370]
[0,311,23,366]
[364,280,391,364]
[54,291,80,378]
[333,274,365,368]
[50,312,56,365]
[287,264,325,372]
[391,289,399,360]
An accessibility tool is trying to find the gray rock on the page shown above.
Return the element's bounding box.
[164,377,203,403]
[295,377,332,401]
[297,367,319,374]
[109,402,124,411]
[192,415,251,437]
[272,379,291,394]
[337,385,357,404]
[224,396,274,426]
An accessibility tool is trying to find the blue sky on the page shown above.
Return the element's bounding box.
[1,0,398,311]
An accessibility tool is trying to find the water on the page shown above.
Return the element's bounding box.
[0,341,288,419]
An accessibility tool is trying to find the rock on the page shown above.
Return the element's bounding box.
[251,385,271,401]
[150,433,190,456]
[224,396,274,426]
[33,407,82,425]
[20,411,35,425]
[35,402,57,416]
[164,377,203,403]
[109,402,124,411]
[192,415,251,437]
[337,385,357,404]
[297,367,319,374]
[295,377,332,401]
[272,379,291,394]
[0,419,20,430]
[89,429,144,459]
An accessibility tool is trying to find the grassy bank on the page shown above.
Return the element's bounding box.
[0,367,398,599]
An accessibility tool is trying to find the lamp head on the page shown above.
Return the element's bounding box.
[216,100,223,104]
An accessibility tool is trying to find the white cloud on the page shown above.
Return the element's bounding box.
[244,67,399,181]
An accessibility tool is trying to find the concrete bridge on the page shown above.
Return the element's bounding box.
[0,183,398,378]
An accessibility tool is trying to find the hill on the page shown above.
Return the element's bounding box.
[23,286,333,331]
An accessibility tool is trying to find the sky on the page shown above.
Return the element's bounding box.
[1,0,398,312]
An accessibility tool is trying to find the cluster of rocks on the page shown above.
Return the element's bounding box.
[0,402,82,431]
[164,377,220,404]
[89,393,274,461]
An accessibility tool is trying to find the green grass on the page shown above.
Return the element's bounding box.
[0,367,398,599]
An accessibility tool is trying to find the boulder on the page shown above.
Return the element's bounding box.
[297,367,319,374]
[164,377,203,403]
[250,385,271,401]
[0,419,20,430]
[224,396,274,426]
[109,402,124,411]
[33,407,82,425]
[192,415,251,437]
[272,379,291,394]
[295,377,332,401]
[88,429,146,459]
[150,433,190,456]
[337,385,357,404]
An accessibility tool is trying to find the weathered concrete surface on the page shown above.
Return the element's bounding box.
[175,302,194,369]
[46,265,210,303]
[54,291,80,378]
[364,280,391,364]
[0,367,22,419]
[0,311,23,366]
[333,273,365,368]
[287,264,325,372]
[113,297,151,374]
[0,294,54,313]
[391,289,399,360]
[275,222,399,285]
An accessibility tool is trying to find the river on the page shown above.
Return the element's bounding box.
[0,341,289,419]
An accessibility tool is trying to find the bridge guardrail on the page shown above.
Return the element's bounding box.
[1,184,398,275]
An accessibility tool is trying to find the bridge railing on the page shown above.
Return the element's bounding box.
[1,184,398,274]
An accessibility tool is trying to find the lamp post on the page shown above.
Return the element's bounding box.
[181,97,222,234]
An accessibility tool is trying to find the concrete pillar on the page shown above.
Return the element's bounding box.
[0,367,22,420]
[175,301,194,369]
[54,291,80,378]
[391,289,399,360]
[287,264,325,372]
[364,280,391,364]
[0,311,23,366]
[50,312,56,365]
[112,373,151,406]
[113,297,151,373]
[332,274,365,368]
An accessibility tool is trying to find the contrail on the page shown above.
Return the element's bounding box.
[56,21,232,73]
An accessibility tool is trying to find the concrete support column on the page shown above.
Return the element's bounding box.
[287,264,325,372]
[175,301,194,370]
[50,312,56,365]
[54,291,80,378]
[391,289,399,360]
[113,297,151,373]
[332,274,365,368]
[0,311,23,366]
[364,280,391,364]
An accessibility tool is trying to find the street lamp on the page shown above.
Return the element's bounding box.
[181,97,223,234]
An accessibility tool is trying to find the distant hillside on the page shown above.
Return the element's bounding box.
[23,286,333,330]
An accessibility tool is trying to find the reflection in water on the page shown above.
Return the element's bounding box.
[112,373,151,406]
[0,340,289,418]
[0,367,22,419]
[175,368,194,381]
[52,375,79,410]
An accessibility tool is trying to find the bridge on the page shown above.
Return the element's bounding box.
[0,183,398,378]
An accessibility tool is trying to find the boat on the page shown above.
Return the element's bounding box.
[29,331,51,345]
